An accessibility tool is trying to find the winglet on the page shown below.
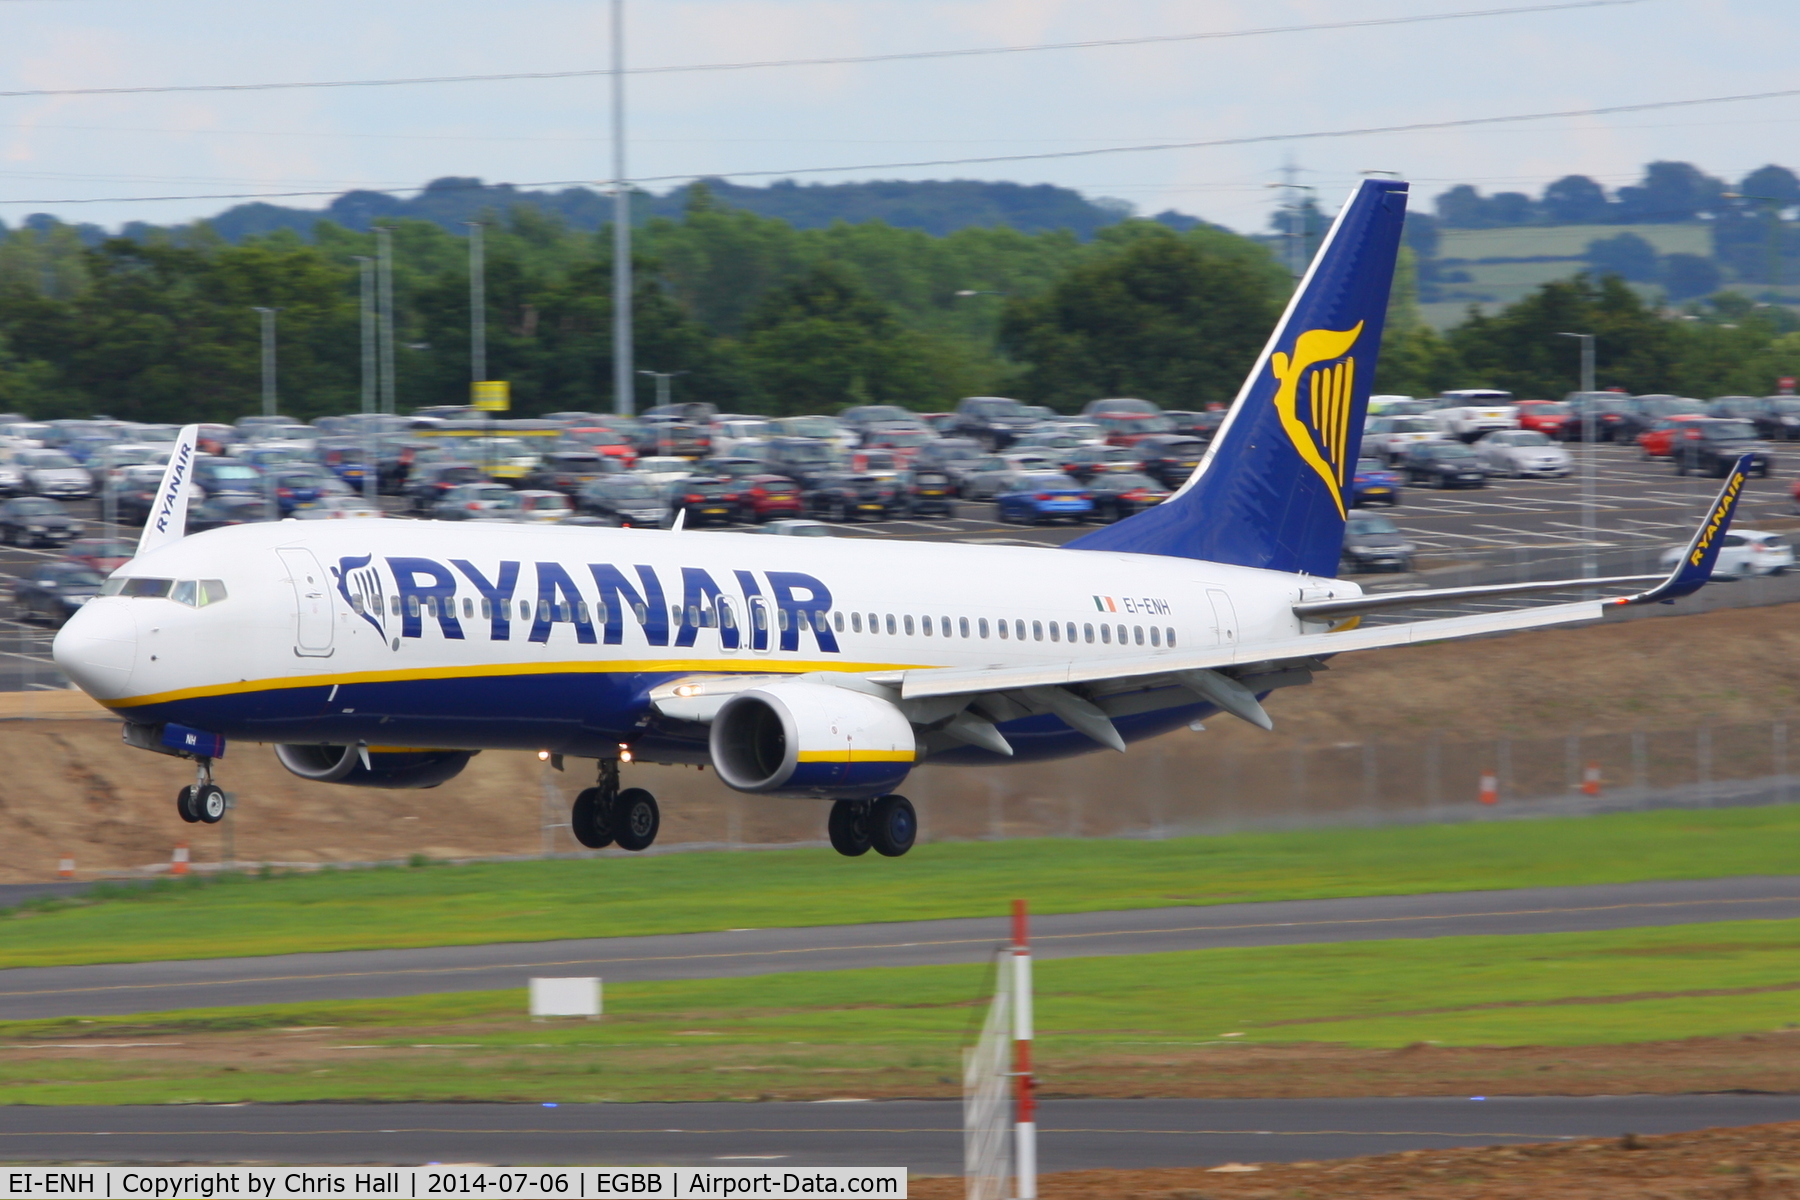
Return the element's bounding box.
[1612,454,1754,606]
[135,424,199,557]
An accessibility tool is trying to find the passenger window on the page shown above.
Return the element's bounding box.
[753,604,768,631]
[942,617,952,637]
[835,611,845,633]
[1032,621,1043,641]
[407,596,420,618]
[1101,624,1112,644]
[1084,623,1095,643]
[391,596,402,616]
[921,615,932,636]
[1117,624,1127,644]
[959,617,970,638]
[520,600,531,620]
[703,605,716,628]
[426,597,438,619]
[904,615,915,635]
[1150,626,1161,647]
[885,614,896,635]
[633,602,648,624]
[463,598,474,619]
[481,599,493,620]
[1134,625,1144,645]
[1048,621,1059,643]
[978,618,989,638]
[867,612,877,631]
[579,602,591,624]
[852,612,863,633]
[351,594,365,614]
[1066,622,1076,643]
[998,620,1009,640]
[720,601,736,629]
[688,605,701,627]
[813,609,827,631]
[671,605,683,628]
[779,609,791,632]
[1166,627,1176,647]
[1015,620,1026,640]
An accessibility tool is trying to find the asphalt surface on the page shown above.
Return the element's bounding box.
[7,1096,1800,1167]
[3,441,1796,691]
[6,875,1799,1020]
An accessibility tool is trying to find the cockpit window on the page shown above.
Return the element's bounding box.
[98,577,227,605]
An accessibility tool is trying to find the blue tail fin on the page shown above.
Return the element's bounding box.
[1065,179,1408,576]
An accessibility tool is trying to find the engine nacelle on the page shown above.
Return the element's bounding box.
[274,744,475,789]
[709,680,915,798]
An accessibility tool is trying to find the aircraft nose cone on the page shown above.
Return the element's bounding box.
[53,600,136,700]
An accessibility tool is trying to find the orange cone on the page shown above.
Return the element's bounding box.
[1478,772,1499,805]
[171,843,190,876]
[1581,763,1602,797]
[58,856,74,879]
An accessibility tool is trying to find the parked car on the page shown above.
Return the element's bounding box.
[108,464,168,525]
[525,450,619,494]
[759,437,845,489]
[431,481,521,521]
[1363,416,1445,464]
[1756,396,1800,441]
[1133,435,1207,489]
[1512,400,1575,440]
[0,496,79,546]
[1400,442,1488,488]
[1616,394,1709,443]
[950,396,1040,449]
[1473,429,1573,478]
[1670,418,1773,477]
[959,452,1058,499]
[1084,471,1169,522]
[1429,389,1517,442]
[735,474,805,523]
[634,418,712,460]
[769,415,855,451]
[911,437,986,484]
[759,519,836,537]
[1660,529,1792,577]
[1349,458,1401,507]
[191,455,264,497]
[576,476,671,528]
[1083,397,1175,447]
[839,405,927,441]
[188,493,274,532]
[1060,444,1139,482]
[405,462,489,512]
[291,495,385,521]
[14,449,94,498]
[1166,410,1227,442]
[62,538,134,573]
[270,468,350,516]
[317,443,377,490]
[561,425,640,465]
[1341,513,1416,573]
[12,561,105,624]
[1563,392,1636,441]
[506,490,574,524]
[993,472,1094,525]
[895,469,957,518]
[665,478,739,527]
[1709,395,1768,423]
[806,472,902,522]
[1636,415,1711,460]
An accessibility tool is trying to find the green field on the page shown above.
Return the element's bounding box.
[10,806,1800,969]
[7,920,1800,1104]
[1438,223,1710,260]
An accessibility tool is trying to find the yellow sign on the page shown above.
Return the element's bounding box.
[471,380,510,411]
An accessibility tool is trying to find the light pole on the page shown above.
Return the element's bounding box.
[611,0,635,417]
[464,220,487,387]
[250,306,278,418]
[637,368,688,410]
[353,255,378,504]
[1558,331,1597,581]
[1266,182,1317,281]
[375,225,397,417]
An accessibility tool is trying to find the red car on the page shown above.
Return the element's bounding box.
[739,474,803,522]
[1637,414,1710,459]
[62,537,134,573]
[1514,400,1574,440]
[564,426,639,466]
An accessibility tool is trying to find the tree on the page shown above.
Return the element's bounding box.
[1586,233,1660,282]
[1448,275,1678,397]
[1738,165,1800,208]
[1614,161,1726,223]
[998,228,1283,410]
[1661,253,1721,302]
[1541,175,1611,224]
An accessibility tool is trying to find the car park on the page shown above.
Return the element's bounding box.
[187,493,273,531]
[403,462,487,512]
[1429,389,1517,442]
[1660,529,1792,577]
[1362,415,1445,463]
[911,437,985,483]
[506,490,573,524]
[1349,457,1401,506]
[633,455,700,487]
[759,518,835,537]
[562,425,640,465]
[1670,418,1773,477]
[62,537,134,573]
[1616,394,1709,443]
[770,415,855,451]
[1401,441,1488,488]
[1341,513,1415,573]
[1756,396,1800,441]
[709,418,776,458]
[1084,471,1168,522]
[1710,395,1767,423]
[840,405,927,441]
[431,481,520,521]
[1473,430,1573,478]
[1636,415,1711,459]
[735,474,804,522]
[0,496,78,546]
[1133,435,1207,489]
[1084,397,1177,447]
[12,561,104,625]
[993,471,1094,525]
[291,495,385,520]
[270,468,349,516]
[1513,400,1575,440]
[665,478,738,527]
[635,418,711,459]
[958,452,1057,499]
[1166,410,1227,442]
[577,476,671,528]
[1366,394,1415,415]
[1563,392,1636,441]
[1060,444,1139,482]
[15,448,94,498]
[805,472,902,522]
[895,469,957,517]
[525,451,618,493]
[759,438,844,488]
[107,464,168,524]
[951,396,1040,449]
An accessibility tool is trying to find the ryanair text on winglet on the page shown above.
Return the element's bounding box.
[4,1168,907,1199]
[1688,468,1747,567]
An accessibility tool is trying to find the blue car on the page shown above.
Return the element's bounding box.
[1350,457,1401,507]
[994,472,1095,525]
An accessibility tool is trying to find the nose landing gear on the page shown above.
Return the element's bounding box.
[176,758,228,825]
[571,758,660,852]
[828,794,916,858]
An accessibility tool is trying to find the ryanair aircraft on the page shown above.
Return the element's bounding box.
[52,180,1751,859]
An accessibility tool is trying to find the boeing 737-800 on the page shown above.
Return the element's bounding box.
[51,180,1751,858]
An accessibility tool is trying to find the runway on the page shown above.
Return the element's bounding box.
[6,1096,1800,1167]
[5,874,1799,1019]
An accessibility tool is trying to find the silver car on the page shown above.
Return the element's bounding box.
[15,449,94,498]
[1473,429,1573,478]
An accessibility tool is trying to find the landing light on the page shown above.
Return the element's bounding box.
[537,750,550,761]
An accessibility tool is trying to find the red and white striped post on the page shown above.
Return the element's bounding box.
[1012,898,1035,1200]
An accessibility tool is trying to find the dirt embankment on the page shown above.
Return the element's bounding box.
[4,602,1797,883]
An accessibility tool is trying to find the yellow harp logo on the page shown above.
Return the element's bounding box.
[1270,321,1364,520]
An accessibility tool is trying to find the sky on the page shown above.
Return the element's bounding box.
[0,0,1796,236]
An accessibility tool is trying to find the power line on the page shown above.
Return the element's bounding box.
[5,81,1793,209]
[0,0,1643,100]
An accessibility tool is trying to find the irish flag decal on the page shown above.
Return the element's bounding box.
[1093,596,1117,612]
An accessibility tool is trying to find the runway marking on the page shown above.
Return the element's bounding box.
[0,1125,1579,1140]
[5,894,1798,1001]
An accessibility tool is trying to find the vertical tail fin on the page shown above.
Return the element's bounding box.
[135,423,199,557]
[1066,179,1408,576]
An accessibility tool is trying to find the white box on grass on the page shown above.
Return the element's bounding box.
[529,976,601,1019]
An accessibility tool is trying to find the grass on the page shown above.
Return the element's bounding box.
[7,920,1800,1104]
[1437,222,1711,259]
[12,805,1800,968]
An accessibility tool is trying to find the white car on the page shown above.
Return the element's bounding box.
[1660,529,1794,578]
[772,415,856,452]
[1363,416,1446,464]
[633,456,696,487]
[1431,389,1519,442]
[1367,394,1415,415]
[711,418,775,458]
[1473,430,1573,478]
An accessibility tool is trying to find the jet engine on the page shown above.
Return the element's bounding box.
[274,744,475,789]
[709,680,915,798]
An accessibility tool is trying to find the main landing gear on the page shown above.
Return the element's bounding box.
[571,758,660,852]
[175,758,228,825]
[828,795,916,858]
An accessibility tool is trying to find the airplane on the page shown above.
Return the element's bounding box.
[52,178,1753,860]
